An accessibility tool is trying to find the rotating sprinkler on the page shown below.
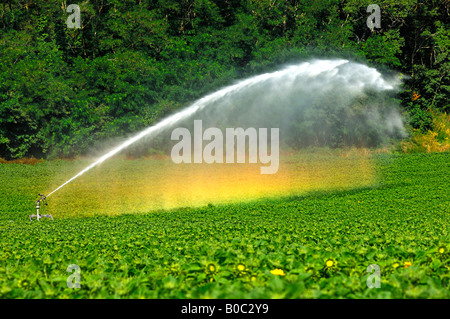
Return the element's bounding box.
[29,194,53,221]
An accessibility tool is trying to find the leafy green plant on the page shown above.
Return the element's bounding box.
[0,152,448,298]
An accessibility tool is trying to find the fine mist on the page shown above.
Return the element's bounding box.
[133,59,406,156]
[46,59,406,210]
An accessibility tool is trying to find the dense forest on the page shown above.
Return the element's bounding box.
[0,0,448,159]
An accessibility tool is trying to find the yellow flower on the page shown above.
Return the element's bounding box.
[237,264,245,272]
[208,264,216,272]
[326,260,334,268]
[393,263,399,269]
[404,261,412,268]
[439,247,445,254]
[270,268,285,276]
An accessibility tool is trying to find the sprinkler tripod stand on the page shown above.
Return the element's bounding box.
[29,194,53,221]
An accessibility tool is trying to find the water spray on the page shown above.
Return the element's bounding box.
[29,194,53,221]
[39,59,403,219]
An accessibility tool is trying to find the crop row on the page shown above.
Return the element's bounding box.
[0,152,448,298]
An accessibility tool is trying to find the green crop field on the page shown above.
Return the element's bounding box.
[0,152,449,298]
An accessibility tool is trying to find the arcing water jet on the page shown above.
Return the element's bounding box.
[44,59,404,203]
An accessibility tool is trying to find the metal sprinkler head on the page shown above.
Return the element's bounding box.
[29,194,53,221]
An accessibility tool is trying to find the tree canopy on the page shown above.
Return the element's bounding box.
[0,0,448,159]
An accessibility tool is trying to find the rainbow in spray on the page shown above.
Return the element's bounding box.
[46,59,401,198]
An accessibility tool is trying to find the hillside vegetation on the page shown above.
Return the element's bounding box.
[0,0,448,159]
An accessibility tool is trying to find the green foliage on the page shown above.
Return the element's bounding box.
[400,110,450,153]
[0,0,448,159]
[0,152,449,298]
